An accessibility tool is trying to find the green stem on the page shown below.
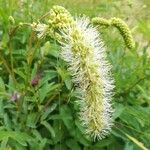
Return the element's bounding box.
[38,11,50,22]
[0,52,16,83]
[8,37,15,82]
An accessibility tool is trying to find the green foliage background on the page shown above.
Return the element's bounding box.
[0,0,150,150]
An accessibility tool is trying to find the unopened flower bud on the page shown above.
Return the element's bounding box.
[31,73,41,87]
[8,16,15,25]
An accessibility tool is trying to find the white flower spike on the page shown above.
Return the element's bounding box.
[61,17,114,140]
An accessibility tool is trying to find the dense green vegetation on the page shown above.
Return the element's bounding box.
[0,0,150,150]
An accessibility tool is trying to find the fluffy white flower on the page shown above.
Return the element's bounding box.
[61,17,114,140]
[34,23,48,38]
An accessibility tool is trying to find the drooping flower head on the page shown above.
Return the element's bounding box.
[110,17,135,49]
[92,17,135,49]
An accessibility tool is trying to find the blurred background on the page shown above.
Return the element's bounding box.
[0,0,150,150]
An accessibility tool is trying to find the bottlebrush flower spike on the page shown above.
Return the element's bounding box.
[61,17,114,140]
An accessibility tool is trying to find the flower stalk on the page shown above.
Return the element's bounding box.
[61,17,114,140]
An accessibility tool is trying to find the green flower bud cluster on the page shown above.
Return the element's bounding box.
[92,17,135,49]
[47,6,75,41]
[8,16,15,25]
[34,6,74,41]
[48,5,74,30]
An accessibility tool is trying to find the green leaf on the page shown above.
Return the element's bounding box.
[75,119,85,133]
[48,42,59,57]
[64,75,73,90]
[38,70,57,88]
[124,142,134,150]
[0,137,8,150]
[125,133,149,150]
[40,41,51,56]
[113,103,125,119]
[32,130,42,141]
[40,103,57,121]
[0,131,31,147]
[0,77,5,92]
[119,108,140,129]
[26,113,38,128]
[60,105,74,131]
[29,137,48,150]
[93,136,114,148]
[41,121,55,138]
[14,69,26,80]
[39,83,53,102]
[74,128,90,146]
[31,64,38,80]
[39,83,61,102]
[3,113,11,129]
[0,99,4,116]
[66,139,81,150]
[7,75,15,93]
[125,106,150,125]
